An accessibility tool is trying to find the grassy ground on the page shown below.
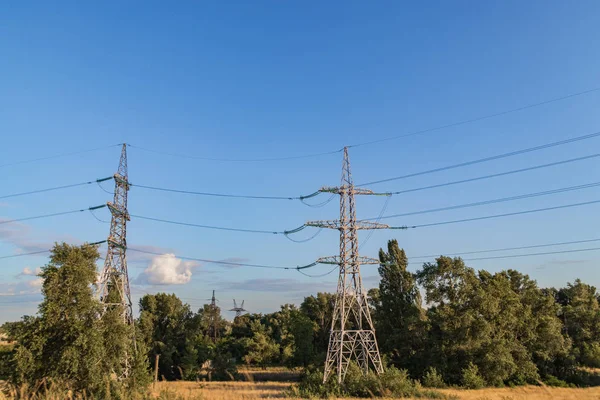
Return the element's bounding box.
[154,381,600,399]
[237,367,301,382]
[2,380,600,399]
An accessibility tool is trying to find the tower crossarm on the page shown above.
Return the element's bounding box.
[113,173,130,188]
[305,220,390,230]
[107,237,126,249]
[319,186,391,196]
[317,255,381,265]
[107,201,131,221]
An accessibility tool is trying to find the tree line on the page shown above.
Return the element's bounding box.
[2,239,600,396]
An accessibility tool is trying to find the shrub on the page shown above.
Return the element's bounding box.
[423,367,446,388]
[581,343,600,368]
[287,368,342,398]
[379,366,418,396]
[0,344,15,381]
[462,362,485,389]
[543,374,570,387]
[288,364,449,398]
[212,353,239,381]
[561,369,600,387]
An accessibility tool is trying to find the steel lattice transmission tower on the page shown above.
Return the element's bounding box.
[230,299,246,318]
[306,147,389,383]
[97,143,135,375]
[208,290,220,342]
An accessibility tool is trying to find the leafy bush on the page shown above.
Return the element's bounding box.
[580,343,600,368]
[422,367,446,388]
[543,375,570,387]
[462,362,485,389]
[561,369,600,387]
[0,344,15,381]
[287,368,341,398]
[378,366,419,396]
[208,352,239,381]
[288,364,448,398]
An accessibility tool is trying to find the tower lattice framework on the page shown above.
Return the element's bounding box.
[307,147,388,383]
[208,290,220,342]
[230,299,246,318]
[98,143,135,375]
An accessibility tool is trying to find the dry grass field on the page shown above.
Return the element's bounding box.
[153,381,600,400]
[2,380,600,399]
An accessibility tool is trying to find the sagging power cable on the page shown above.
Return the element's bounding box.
[409,247,600,264]
[129,183,326,204]
[386,153,600,195]
[127,247,318,270]
[0,240,107,261]
[0,205,107,226]
[347,87,600,149]
[0,177,113,200]
[389,198,600,230]
[411,237,600,259]
[129,87,600,161]
[359,130,600,186]
[130,213,308,236]
[366,180,600,221]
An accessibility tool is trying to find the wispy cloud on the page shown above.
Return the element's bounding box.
[535,259,589,270]
[16,267,42,278]
[0,280,43,297]
[0,217,87,254]
[221,278,331,294]
[26,278,43,288]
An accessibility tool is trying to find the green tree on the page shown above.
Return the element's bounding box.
[417,257,570,386]
[195,302,229,341]
[556,279,600,367]
[100,276,143,385]
[8,242,138,395]
[300,292,335,356]
[375,239,427,376]
[289,311,316,368]
[264,304,298,365]
[138,293,199,380]
[242,319,279,368]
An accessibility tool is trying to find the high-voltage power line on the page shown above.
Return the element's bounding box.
[359,130,600,186]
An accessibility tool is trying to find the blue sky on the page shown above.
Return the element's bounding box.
[1,1,600,323]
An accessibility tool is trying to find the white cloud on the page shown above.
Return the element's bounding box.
[20,267,42,277]
[0,279,43,296]
[137,254,199,285]
[26,278,43,288]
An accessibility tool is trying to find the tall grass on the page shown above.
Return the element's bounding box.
[0,380,201,400]
[5,378,600,399]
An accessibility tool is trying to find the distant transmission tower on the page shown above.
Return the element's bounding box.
[208,290,219,342]
[97,143,135,376]
[307,147,387,383]
[230,299,246,318]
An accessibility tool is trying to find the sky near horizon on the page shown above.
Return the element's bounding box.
[1,1,600,324]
